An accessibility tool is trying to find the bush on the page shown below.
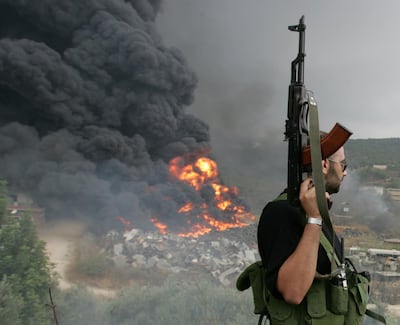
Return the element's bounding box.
[52,286,109,325]
[76,251,110,277]
[71,234,111,278]
[107,279,255,325]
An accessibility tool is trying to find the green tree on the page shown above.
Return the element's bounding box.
[0,215,57,324]
[0,276,23,324]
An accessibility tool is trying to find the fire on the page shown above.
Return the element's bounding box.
[177,223,212,238]
[116,216,132,232]
[151,217,168,235]
[169,156,218,190]
[150,155,256,237]
[178,202,195,213]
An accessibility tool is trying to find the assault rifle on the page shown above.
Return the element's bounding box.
[284,16,352,207]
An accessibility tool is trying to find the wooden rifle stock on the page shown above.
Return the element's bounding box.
[301,123,353,166]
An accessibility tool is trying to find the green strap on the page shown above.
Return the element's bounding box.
[308,92,336,272]
[366,308,387,324]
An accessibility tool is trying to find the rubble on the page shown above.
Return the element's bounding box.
[103,224,400,299]
[103,227,259,286]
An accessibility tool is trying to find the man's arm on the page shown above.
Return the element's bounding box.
[276,177,328,304]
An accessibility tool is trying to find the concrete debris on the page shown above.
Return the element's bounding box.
[103,226,400,291]
[103,228,260,286]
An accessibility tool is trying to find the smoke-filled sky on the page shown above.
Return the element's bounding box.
[1,0,398,232]
[155,0,400,219]
[0,0,259,232]
[157,0,400,142]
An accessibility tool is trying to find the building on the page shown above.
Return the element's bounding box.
[7,192,45,225]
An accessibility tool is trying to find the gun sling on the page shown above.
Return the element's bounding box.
[307,93,336,272]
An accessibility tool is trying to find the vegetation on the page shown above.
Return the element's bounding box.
[345,138,400,169]
[72,234,111,278]
[31,278,400,325]
[0,277,23,324]
[52,279,254,325]
[52,286,107,325]
[0,181,57,324]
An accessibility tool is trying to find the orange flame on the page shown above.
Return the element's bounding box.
[149,156,256,237]
[151,217,168,235]
[116,216,132,232]
[178,202,194,213]
[169,156,218,190]
[177,223,212,238]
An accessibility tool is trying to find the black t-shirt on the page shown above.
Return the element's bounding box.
[257,192,343,298]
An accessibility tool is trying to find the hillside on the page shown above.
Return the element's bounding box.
[215,137,400,215]
[345,138,400,168]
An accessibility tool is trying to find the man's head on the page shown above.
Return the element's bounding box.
[303,124,351,194]
[322,146,347,194]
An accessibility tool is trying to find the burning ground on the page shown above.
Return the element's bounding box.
[0,0,255,235]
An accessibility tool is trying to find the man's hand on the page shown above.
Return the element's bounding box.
[299,177,330,217]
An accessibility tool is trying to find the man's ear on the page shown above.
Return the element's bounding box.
[321,159,329,174]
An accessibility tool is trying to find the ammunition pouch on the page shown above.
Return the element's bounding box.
[345,267,370,323]
[236,261,268,315]
[236,261,384,324]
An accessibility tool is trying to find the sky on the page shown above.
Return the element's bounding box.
[0,0,396,225]
[0,0,260,230]
[156,0,400,143]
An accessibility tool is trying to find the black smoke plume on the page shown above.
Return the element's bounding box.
[0,0,246,233]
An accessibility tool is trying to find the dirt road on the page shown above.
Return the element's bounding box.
[38,220,116,297]
[38,220,86,289]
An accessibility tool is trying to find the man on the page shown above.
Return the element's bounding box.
[257,145,350,319]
